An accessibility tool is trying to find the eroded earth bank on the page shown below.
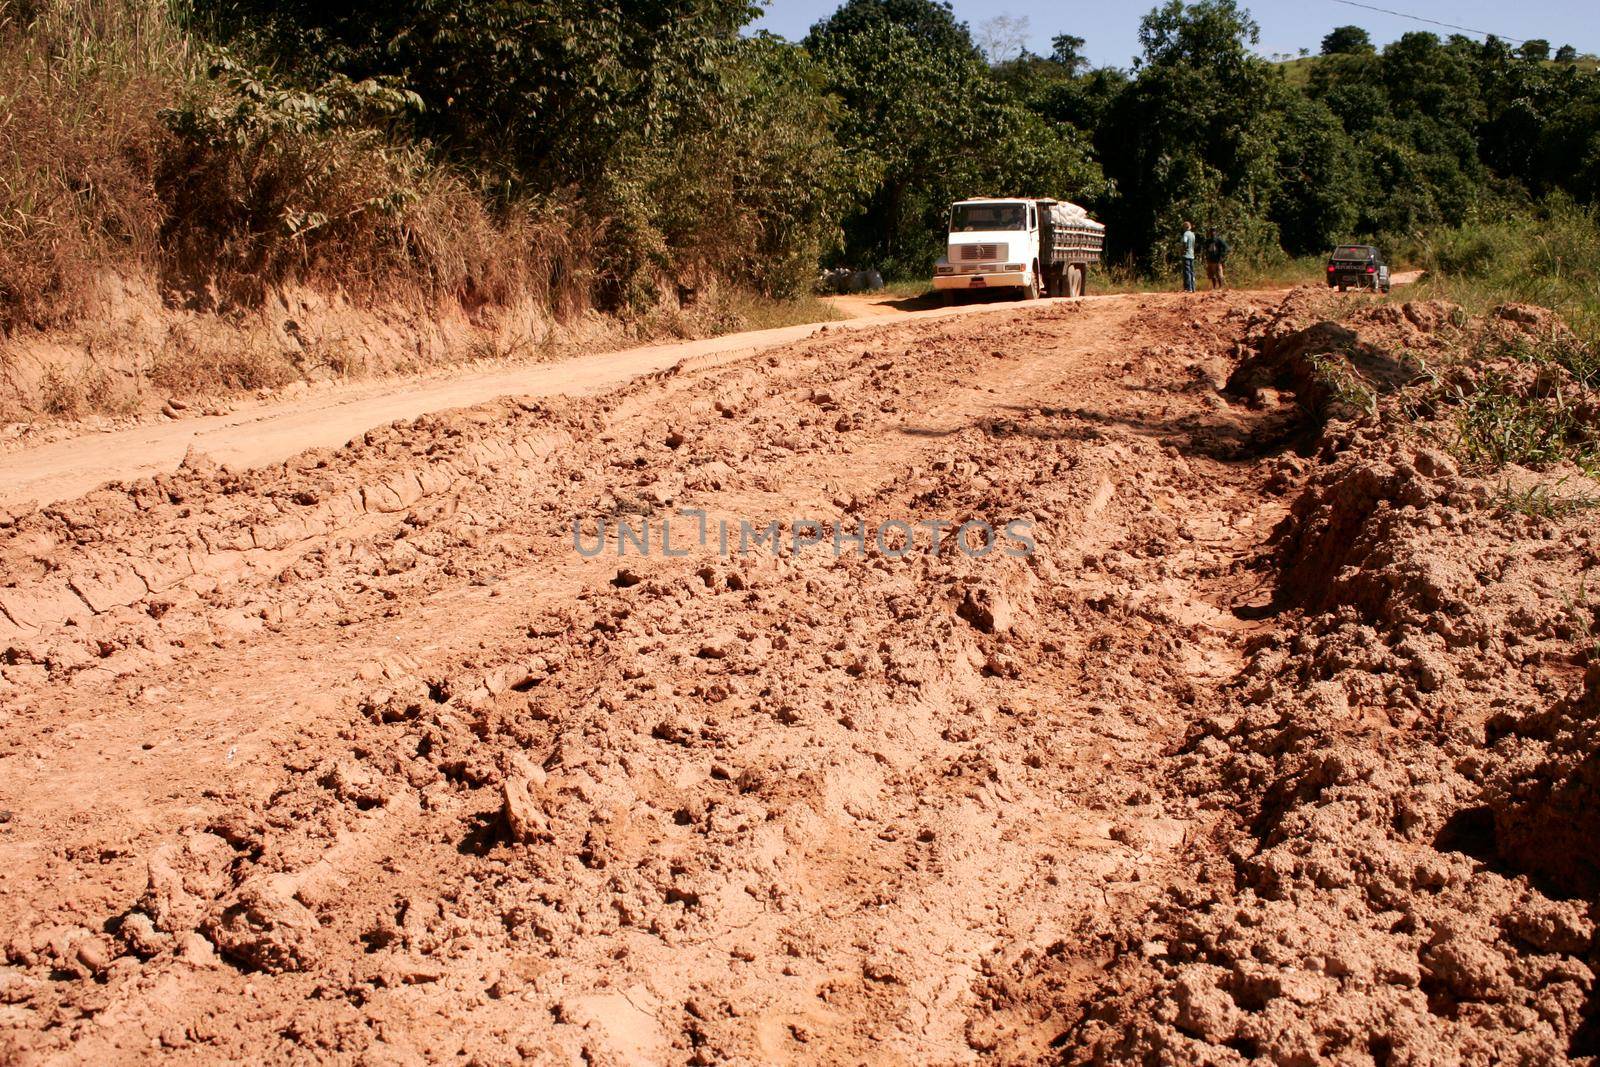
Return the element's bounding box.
[0,289,1595,1064]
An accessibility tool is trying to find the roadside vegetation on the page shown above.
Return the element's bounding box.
[1,0,1598,410]
[1403,203,1600,478]
[1411,201,1600,347]
[1291,203,1600,491]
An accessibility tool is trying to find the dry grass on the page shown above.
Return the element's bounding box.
[37,362,136,416]
[0,0,183,332]
[149,326,296,396]
[718,291,845,332]
[0,0,605,344]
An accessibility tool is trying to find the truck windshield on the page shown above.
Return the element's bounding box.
[950,204,1026,232]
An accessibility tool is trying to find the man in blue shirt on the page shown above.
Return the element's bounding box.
[1181,222,1196,292]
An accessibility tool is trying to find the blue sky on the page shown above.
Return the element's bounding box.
[747,0,1597,68]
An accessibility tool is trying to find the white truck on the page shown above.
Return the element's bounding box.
[933,197,1105,300]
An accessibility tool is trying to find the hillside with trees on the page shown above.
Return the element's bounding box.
[2,0,1597,338]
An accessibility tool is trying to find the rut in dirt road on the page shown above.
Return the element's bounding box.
[0,292,1299,1062]
[0,293,1113,512]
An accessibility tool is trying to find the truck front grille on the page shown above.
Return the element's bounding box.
[957,244,998,262]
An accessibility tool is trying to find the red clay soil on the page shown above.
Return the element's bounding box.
[0,288,1595,1064]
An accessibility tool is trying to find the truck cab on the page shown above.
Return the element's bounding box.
[933,197,1103,300]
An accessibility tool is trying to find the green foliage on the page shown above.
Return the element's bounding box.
[1413,201,1600,348]
[1321,25,1372,56]
[804,0,976,58]
[1520,40,1551,63]
[1491,478,1600,519]
[806,5,1102,276]
[1269,93,1360,253]
[1308,352,1379,418]
[1449,368,1599,473]
[1050,34,1088,74]
[1095,1,1291,269]
[196,0,759,191]
[617,33,863,300]
[194,0,862,309]
[9,0,1600,342]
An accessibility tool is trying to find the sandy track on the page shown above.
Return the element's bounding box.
[0,295,1115,512]
[0,290,1289,1061]
[10,276,1577,1067]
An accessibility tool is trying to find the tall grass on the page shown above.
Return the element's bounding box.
[1410,200,1600,347]
[0,0,580,338]
[1398,202,1600,475]
[0,0,186,330]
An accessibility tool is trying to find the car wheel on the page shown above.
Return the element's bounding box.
[1337,284,1346,292]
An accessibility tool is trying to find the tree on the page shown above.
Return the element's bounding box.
[1002,56,1128,137]
[1270,93,1359,251]
[647,35,864,297]
[805,0,975,57]
[1555,44,1577,63]
[976,14,1028,65]
[807,0,1099,273]
[196,0,760,193]
[1102,0,1290,265]
[1519,39,1551,62]
[191,0,870,305]
[1050,33,1088,73]
[1321,25,1372,56]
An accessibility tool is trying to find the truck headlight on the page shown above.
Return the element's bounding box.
[1004,263,1024,272]
[934,265,954,275]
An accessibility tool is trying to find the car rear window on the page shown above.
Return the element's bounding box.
[1333,246,1370,259]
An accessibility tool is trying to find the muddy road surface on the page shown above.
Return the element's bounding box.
[1,287,1594,1064]
[0,293,1103,512]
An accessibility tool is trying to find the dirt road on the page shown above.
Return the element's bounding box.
[0,295,1094,512]
[1,276,1423,512]
[2,282,1592,1065]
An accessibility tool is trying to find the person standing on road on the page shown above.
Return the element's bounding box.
[1204,227,1229,289]
[1181,222,1196,292]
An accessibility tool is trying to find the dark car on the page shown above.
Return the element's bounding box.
[1326,244,1390,293]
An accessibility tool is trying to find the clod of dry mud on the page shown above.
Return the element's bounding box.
[1,287,1596,1064]
[1064,297,1600,1066]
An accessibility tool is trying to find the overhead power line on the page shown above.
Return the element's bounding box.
[1327,0,1527,44]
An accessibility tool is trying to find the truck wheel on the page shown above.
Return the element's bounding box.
[1077,265,1089,297]
[1023,265,1040,301]
[1065,265,1083,298]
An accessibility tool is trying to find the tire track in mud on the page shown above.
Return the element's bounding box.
[0,292,1294,1062]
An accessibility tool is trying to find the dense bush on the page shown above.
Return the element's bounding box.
[2,0,1599,335]
[156,56,510,308]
